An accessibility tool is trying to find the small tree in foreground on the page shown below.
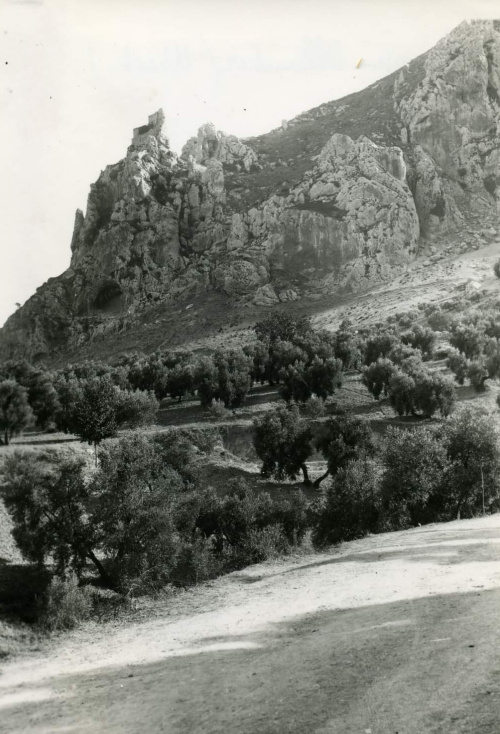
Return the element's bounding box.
[70,378,119,464]
[253,403,314,484]
[1,434,193,593]
[0,380,34,445]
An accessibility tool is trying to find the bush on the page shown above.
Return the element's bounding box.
[170,537,220,586]
[207,399,231,421]
[38,575,92,631]
[115,388,159,427]
[380,427,449,528]
[312,459,380,547]
[441,407,500,518]
[193,482,307,566]
[241,524,289,563]
[494,259,500,279]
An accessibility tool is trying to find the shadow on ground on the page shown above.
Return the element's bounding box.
[2,587,500,734]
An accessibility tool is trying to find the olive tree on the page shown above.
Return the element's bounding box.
[253,403,314,485]
[0,380,34,445]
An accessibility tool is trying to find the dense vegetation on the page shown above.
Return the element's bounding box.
[1,293,500,633]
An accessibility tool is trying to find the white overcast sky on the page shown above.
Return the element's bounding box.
[0,0,498,328]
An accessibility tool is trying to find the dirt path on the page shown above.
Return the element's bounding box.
[1,516,500,733]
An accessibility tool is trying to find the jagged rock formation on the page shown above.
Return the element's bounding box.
[1,20,499,360]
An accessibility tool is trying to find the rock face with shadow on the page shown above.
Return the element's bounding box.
[1,20,500,360]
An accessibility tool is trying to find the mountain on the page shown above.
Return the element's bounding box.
[1,19,499,363]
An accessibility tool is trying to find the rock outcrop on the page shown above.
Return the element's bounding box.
[1,20,500,360]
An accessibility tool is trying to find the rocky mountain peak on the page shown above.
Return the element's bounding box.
[181,123,260,172]
[1,21,499,362]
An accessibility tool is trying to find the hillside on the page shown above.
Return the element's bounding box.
[1,19,499,364]
[1,515,499,733]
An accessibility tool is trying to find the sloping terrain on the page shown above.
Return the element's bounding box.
[1,515,499,733]
[30,235,500,369]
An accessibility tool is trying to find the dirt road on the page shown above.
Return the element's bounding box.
[1,516,500,734]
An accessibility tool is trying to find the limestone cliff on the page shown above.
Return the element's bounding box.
[1,20,499,361]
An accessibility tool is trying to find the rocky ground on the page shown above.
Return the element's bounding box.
[1,515,499,733]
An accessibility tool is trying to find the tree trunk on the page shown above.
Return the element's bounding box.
[313,469,330,488]
[87,550,115,590]
[4,430,9,446]
[301,464,312,486]
[94,442,98,468]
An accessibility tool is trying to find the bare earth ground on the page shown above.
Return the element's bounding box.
[1,515,500,733]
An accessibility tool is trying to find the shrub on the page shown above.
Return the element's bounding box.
[170,537,220,586]
[380,427,449,528]
[92,435,186,593]
[115,388,159,427]
[241,524,289,563]
[312,459,380,547]
[441,407,500,518]
[207,398,231,421]
[38,575,92,631]
[193,482,307,566]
